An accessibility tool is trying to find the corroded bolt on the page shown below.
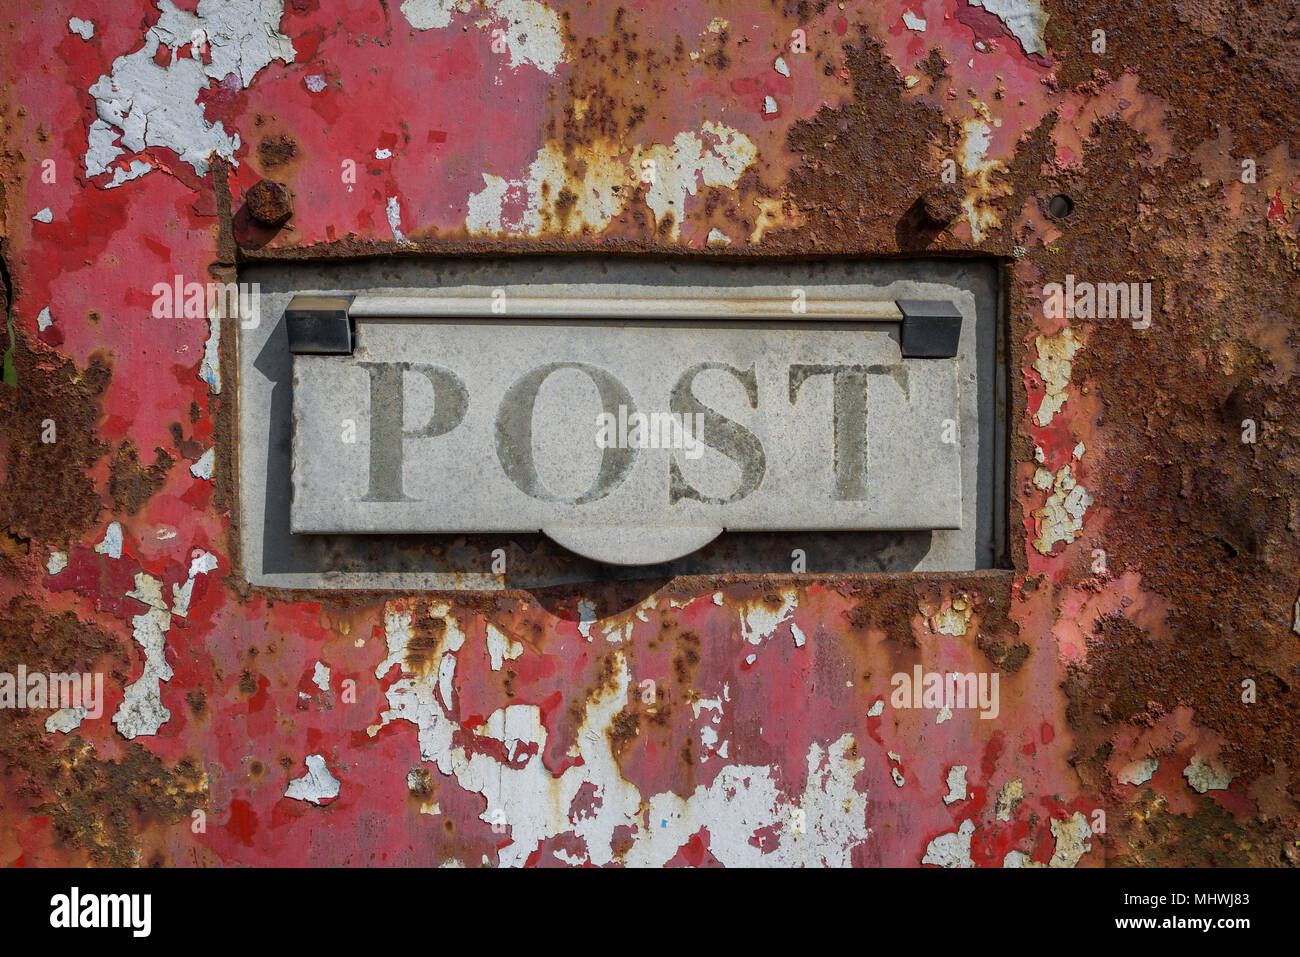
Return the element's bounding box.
[917,184,960,228]
[245,179,294,227]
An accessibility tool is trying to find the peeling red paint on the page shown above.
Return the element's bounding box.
[0,0,1296,869]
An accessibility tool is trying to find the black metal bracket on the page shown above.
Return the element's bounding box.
[896,299,962,358]
[286,296,354,354]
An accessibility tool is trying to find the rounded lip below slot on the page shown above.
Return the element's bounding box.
[542,525,724,566]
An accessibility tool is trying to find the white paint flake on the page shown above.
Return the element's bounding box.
[928,595,972,636]
[199,313,221,393]
[83,0,296,186]
[68,17,95,39]
[33,208,53,223]
[371,604,873,866]
[312,662,331,691]
[739,588,797,645]
[691,689,725,721]
[466,121,758,241]
[46,551,68,575]
[943,765,969,804]
[1118,757,1158,786]
[902,11,927,31]
[1033,327,1080,427]
[763,95,778,114]
[37,307,53,331]
[968,0,1048,57]
[400,0,464,30]
[95,522,124,559]
[485,624,523,670]
[385,196,410,244]
[285,754,341,805]
[401,0,566,73]
[1047,812,1093,867]
[189,447,214,480]
[482,0,567,74]
[996,779,1023,821]
[46,707,88,733]
[464,174,514,234]
[922,819,975,867]
[82,113,153,187]
[1033,463,1092,554]
[956,104,1009,241]
[171,549,218,617]
[773,56,789,77]
[1002,849,1043,867]
[113,572,174,739]
[1184,755,1233,793]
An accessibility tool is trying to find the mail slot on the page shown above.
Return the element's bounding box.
[237,258,1004,587]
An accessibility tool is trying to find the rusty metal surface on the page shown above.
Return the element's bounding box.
[0,0,1296,866]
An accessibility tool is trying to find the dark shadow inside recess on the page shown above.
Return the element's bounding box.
[240,255,1007,591]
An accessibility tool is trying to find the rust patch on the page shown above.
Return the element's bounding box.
[406,613,448,679]
[607,707,640,761]
[782,29,952,252]
[1053,115,1300,789]
[0,600,205,866]
[1109,790,1288,868]
[672,630,702,688]
[13,731,207,866]
[256,133,299,170]
[0,336,110,545]
[1046,0,1299,159]
[108,441,174,515]
[169,421,207,461]
[407,767,434,798]
[977,633,1031,673]
[0,597,123,677]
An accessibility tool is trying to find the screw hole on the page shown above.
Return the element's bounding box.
[1048,193,1075,219]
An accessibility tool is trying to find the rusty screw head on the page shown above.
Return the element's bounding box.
[245,179,294,227]
[917,184,960,229]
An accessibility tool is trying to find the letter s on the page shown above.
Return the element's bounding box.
[669,362,765,504]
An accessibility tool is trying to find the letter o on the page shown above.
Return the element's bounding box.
[494,362,637,504]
